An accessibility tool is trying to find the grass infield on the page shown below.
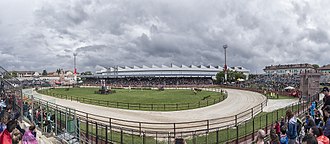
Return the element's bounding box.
[38,87,226,111]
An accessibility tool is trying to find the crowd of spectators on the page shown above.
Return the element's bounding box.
[83,77,213,87]
[0,90,39,144]
[240,74,300,91]
[255,87,330,144]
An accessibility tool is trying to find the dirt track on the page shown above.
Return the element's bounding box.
[25,88,266,123]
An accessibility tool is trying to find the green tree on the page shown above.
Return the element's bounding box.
[312,64,319,69]
[11,71,18,77]
[216,70,246,83]
[42,70,48,76]
[84,71,92,75]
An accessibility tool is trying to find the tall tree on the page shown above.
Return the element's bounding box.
[312,64,319,69]
[11,71,18,77]
[42,70,48,76]
[216,70,246,83]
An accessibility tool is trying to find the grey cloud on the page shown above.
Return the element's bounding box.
[0,0,330,73]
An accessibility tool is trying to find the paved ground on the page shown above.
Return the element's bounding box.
[263,98,299,112]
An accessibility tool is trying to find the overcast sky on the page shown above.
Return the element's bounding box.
[0,0,329,73]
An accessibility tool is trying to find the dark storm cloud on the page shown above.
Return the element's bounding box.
[0,0,330,73]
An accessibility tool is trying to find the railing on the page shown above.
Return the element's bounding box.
[21,92,318,144]
[37,87,227,111]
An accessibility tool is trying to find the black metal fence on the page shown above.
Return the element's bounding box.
[21,92,318,144]
[37,87,227,111]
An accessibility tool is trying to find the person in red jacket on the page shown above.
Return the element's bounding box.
[274,121,281,136]
[0,120,17,144]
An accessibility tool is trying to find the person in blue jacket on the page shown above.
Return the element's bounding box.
[286,109,297,144]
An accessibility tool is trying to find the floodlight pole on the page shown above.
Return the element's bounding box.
[223,45,228,83]
[73,53,78,85]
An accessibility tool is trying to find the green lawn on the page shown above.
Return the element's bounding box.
[38,88,225,111]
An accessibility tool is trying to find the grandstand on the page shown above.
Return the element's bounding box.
[82,64,250,86]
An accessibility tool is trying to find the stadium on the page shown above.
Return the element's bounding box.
[1,63,324,144]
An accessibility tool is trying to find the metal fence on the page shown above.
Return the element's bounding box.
[21,92,318,144]
[37,87,227,111]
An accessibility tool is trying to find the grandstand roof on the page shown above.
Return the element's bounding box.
[99,64,225,72]
[264,63,313,70]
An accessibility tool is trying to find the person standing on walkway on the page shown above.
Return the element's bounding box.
[322,105,330,138]
[322,87,330,121]
[286,109,298,144]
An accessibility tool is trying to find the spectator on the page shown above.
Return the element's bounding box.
[12,128,22,144]
[275,121,281,136]
[305,115,316,133]
[286,109,298,144]
[310,126,329,144]
[302,133,318,144]
[280,126,288,144]
[322,105,330,138]
[322,87,330,122]
[270,128,280,144]
[280,117,285,128]
[0,112,10,133]
[255,129,267,144]
[22,125,38,144]
[310,102,316,119]
[0,119,18,143]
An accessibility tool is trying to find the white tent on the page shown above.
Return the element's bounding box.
[284,86,295,90]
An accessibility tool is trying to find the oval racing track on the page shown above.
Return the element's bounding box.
[23,88,266,135]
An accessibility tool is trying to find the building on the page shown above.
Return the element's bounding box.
[263,63,314,75]
[89,64,250,80]
[10,71,37,77]
[318,64,330,74]
[300,70,321,101]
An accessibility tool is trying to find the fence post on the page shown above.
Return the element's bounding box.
[207,120,210,133]
[216,130,219,144]
[106,125,108,144]
[86,113,89,140]
[142,132,146,144]
[139,122,142,136]
[251,108,254,118]
[168,132,171,144]
[174,123,176,138]
[265,114,268,134]
[298,102,300,114]
[96,122,98,144]
[176,104,178,110]
[261,102,263,112]
[40,101,44,132]
[120,128,123,144]
[252,117,255,141]
[235,115,238,144]
[107,101,109,107]
[109,118,112,141]
[55,106,58,135]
